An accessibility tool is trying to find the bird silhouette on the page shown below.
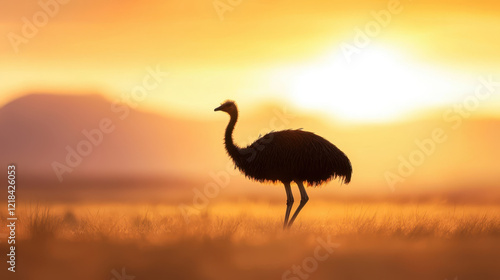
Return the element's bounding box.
[214,100,352,229]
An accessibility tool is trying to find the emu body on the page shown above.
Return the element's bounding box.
[215,100,352,228]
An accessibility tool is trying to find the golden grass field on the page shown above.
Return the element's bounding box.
[2,200,500,280]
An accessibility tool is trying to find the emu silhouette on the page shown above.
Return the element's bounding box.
[214,100,352,228]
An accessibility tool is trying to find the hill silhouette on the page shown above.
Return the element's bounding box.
[0,93,219,184]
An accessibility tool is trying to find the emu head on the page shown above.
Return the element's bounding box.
[214,100,237,115]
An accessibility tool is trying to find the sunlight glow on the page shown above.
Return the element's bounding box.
[276,45,476,122]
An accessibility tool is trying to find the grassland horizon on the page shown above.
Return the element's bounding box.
[2,198,500,280]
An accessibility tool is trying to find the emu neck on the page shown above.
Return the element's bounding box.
[224,110,240,160]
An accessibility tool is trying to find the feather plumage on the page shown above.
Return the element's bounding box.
[215,101,352,186]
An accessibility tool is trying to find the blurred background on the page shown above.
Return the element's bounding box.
[1,0,499,204]
[2,2,500,280]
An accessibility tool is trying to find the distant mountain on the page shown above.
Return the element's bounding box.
[0,93,220,183]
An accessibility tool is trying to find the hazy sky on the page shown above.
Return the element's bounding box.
[1,0,500,122]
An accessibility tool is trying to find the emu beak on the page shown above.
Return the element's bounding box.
[214,105,222,112]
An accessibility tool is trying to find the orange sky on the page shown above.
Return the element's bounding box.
[1,1,500,196]
[1,0,500,122]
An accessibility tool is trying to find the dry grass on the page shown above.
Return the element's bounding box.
[7,201,500,241]
[1,201,500,279]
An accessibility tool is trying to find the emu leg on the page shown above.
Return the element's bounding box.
[287,181,309,228]
[283,182,294,229]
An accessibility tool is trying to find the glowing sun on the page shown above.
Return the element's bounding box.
[280,45,473,123]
